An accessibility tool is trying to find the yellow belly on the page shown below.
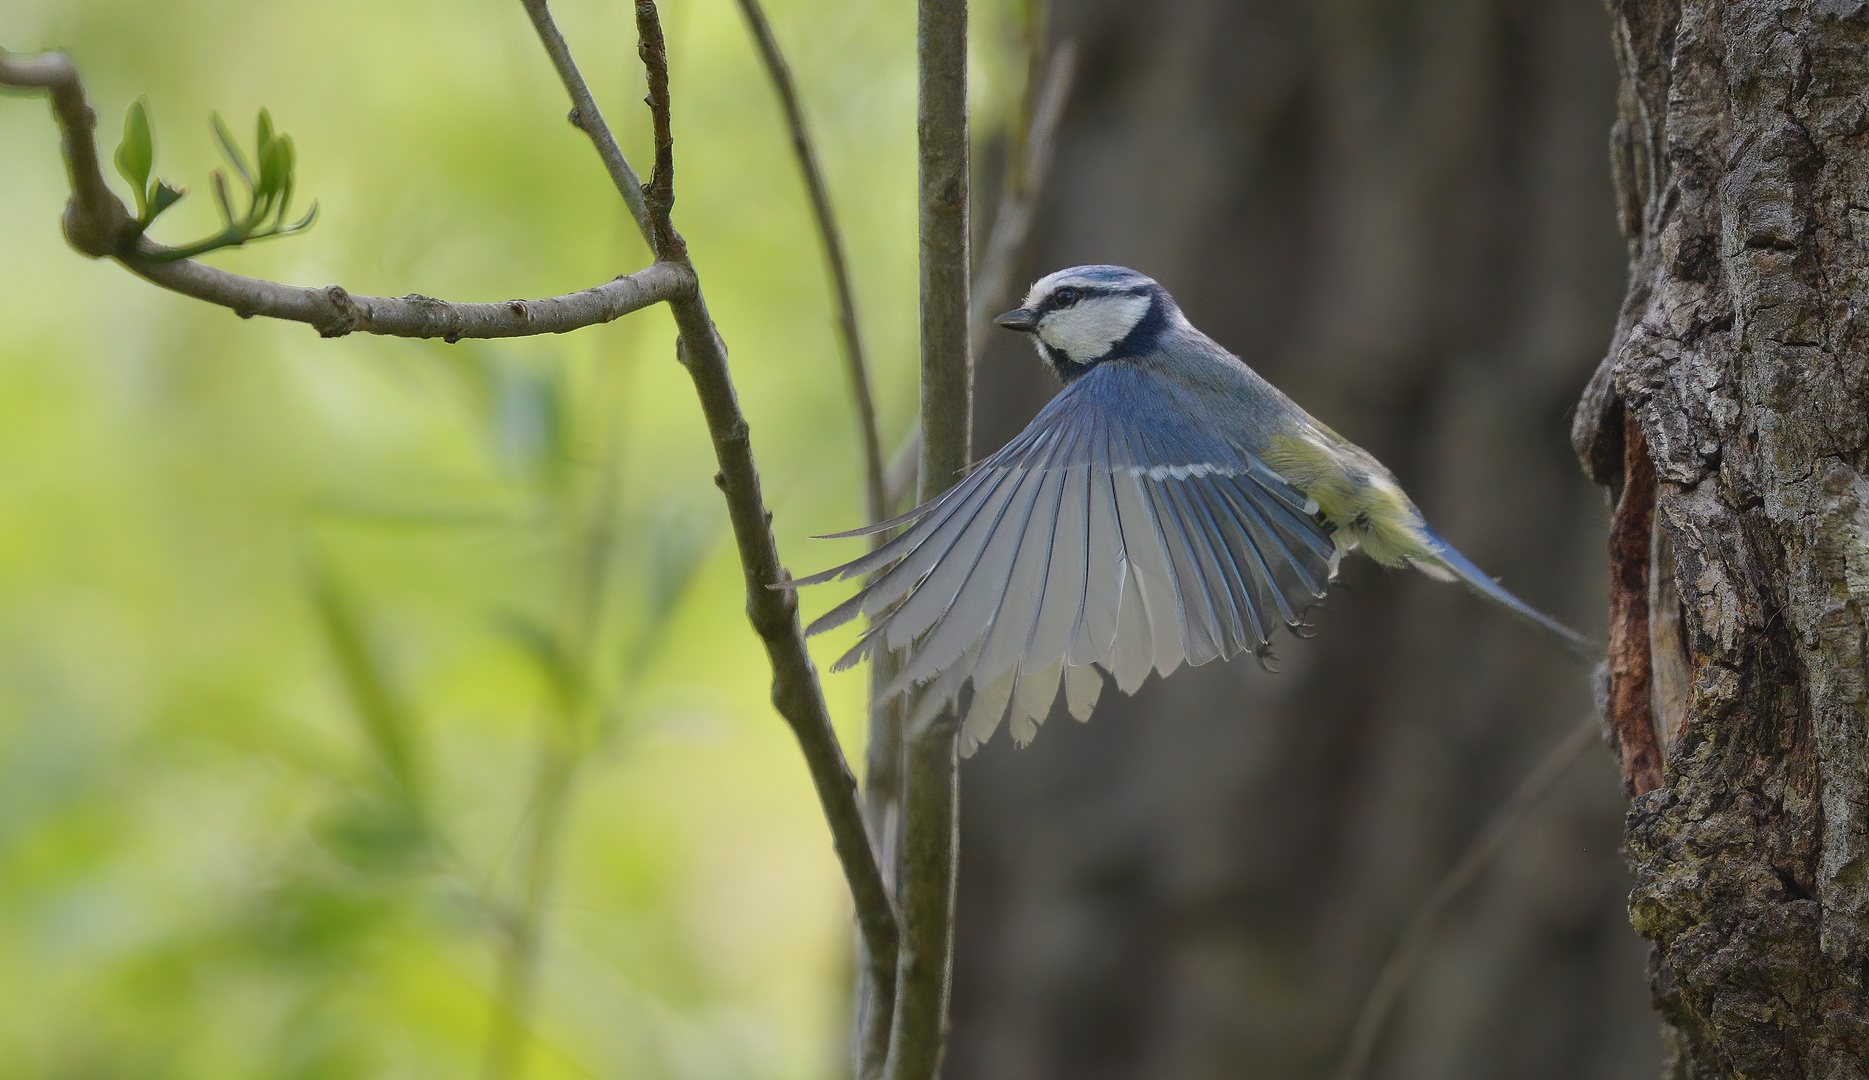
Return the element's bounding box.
[1262,432,1446,576]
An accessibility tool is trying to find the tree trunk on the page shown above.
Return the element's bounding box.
[949,1,1660,1078]
[1575,1,1869,1075]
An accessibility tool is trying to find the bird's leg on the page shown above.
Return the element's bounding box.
[1288,604,1323,640]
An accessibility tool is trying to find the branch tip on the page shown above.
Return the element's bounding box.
[518,0,656,244]
[633,0,683,261]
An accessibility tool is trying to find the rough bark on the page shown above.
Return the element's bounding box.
[1577,1,1869,1075]
[949,1,1658,1078]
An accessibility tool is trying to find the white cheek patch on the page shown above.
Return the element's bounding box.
[1037,294,1151,363]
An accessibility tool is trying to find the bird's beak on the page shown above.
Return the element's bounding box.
[994,308,1040,333]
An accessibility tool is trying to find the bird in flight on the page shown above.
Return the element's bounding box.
[789,265,1593,754]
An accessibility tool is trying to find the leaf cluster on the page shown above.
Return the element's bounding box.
[113,98,318,261]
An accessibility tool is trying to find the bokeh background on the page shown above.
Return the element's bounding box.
[0,0,1654,1078]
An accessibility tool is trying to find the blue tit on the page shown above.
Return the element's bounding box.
[790,265,1594,753]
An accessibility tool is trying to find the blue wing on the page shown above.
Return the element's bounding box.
[792,362,1336,751]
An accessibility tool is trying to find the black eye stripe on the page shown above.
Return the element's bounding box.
[1039,283,1153,313]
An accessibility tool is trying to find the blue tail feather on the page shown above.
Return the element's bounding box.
[1422,529,1598,663]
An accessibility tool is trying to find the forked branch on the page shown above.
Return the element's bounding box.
[0,48,692,341]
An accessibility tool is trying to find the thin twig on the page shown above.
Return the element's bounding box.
[1332,712,1602,1080]
[515,0,654,244]
[0,48,693,340]
[733,0,887,528]
[883,0,970,1075]
[857,648,906,1079]
[970,39,1075,361]
[121,259,691,340]
[913,2,972,505]
[885,705,960,1080]
[633,2,684,262]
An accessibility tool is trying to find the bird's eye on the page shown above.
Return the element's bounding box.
[1053,286,1080,306]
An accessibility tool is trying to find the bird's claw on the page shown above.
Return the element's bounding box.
[1287,604,1322,640]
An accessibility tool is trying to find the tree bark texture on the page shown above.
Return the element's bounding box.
[1575,1,1869,1076]
[950,1,1661,1078]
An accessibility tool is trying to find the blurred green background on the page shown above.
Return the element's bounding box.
[1,1,1024,1075]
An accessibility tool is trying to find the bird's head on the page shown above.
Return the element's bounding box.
[995,265,1173,380]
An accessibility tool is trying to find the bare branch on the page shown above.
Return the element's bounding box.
[733,0,887,528]
[633,1,685,263]
[884,0,970,1075]
[856,650,906,1079]
[516,0,655,246]
[1332,712,1601,1080]
[0,47,695,339]
[913,4,972,505]
[884,700,959,1080]
[126,258,692,339]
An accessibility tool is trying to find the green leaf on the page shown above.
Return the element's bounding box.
[210,110,252,190]
[259,135,289,206]
[286,201,318,233]
[275,170,296,231]
[210,169,236,229]
[114,98,153,217]
[147,180,185,220]
[276,136,299,227]
[256,106,275,155]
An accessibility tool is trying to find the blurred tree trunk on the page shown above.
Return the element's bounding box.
[949,1,1659,1078]
[1574,1,1869,1077]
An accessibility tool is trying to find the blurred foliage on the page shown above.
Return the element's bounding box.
[0,0,1029,1076]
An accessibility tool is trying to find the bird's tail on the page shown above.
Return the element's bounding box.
[1418,528,1599,664]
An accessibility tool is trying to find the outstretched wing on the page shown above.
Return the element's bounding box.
[792,362,1336,752]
